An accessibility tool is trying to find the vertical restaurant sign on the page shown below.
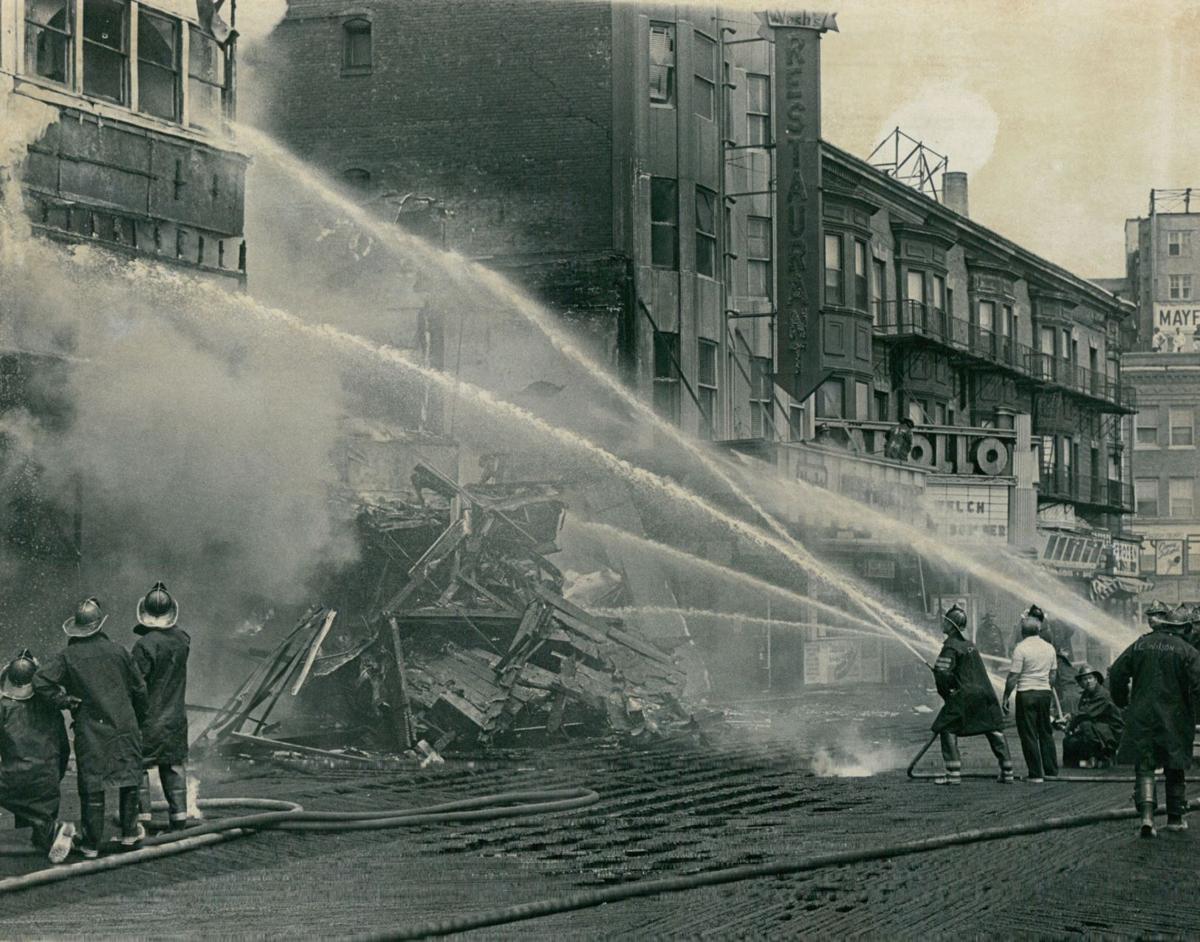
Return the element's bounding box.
[762,12,837,403]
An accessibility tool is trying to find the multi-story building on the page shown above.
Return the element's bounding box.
[260,2,1139,684]
[1106,190,1200,607]
[0,0,244,626]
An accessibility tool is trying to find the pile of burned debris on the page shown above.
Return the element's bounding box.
[198,464,693,762]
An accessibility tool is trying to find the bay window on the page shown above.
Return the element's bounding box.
[83,0,128,104]
[138,8,179,120]
[25,0,73,86]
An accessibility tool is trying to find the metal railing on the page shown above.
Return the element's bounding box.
[873,301,1135,410]
[1039,470,1133,511]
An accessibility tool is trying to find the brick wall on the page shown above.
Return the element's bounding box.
[254,0,615,259]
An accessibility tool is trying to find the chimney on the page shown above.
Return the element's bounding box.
[943,171,969,217]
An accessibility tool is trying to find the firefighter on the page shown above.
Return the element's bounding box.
[1061,663,1123,769]
[931,603,1014,785]
[34,597,149,857]
[883,417,915,462]
[1108,602,1200,837]
[131,582,192,830]
[0,652,74,863]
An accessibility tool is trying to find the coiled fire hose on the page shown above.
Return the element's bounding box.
[0,788,598,895]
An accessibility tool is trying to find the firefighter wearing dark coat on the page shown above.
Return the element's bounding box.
[1061,663,1123,769]
[131,582,192,829]
[0,653,74,863]
[34,597,149,857]
[931,604,1014,785]
[1108,601,1200,837]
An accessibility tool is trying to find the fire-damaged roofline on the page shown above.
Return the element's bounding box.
[823,142,1137,319]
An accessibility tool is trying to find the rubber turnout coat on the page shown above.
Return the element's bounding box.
[1109,627,1200,770]
[931,630,1004,735]
[1064,684,1123,757]
[0,694,69,821]
[34,633,148,790]
[132,624,191,766]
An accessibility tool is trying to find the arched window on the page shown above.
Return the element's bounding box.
[342,18,372,73]
[342,168,371,188]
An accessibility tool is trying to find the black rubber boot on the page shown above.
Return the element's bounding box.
[79,792,106,857]
[1165,771,1188,831]
[118,786,145,849]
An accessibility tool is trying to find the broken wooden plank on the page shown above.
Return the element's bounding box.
[388,617,416,750]
[379,517,468,615]
[534,585,677,667]
[228,731,389,765]
[291,609,338,696]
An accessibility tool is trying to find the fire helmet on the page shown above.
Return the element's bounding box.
[942,604,967,632]
[137,581,179,630]
[2,650,38,700]
[1025,604,1046,622]
[63,597,107,638]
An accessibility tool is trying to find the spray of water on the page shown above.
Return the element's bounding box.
[230,125,933,652]
[722,450,1138,650]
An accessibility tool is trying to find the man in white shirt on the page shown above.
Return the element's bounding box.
[1002,614,1059,782]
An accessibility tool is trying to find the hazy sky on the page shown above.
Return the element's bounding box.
[806,0,1200,278]
[242,0,1199,279]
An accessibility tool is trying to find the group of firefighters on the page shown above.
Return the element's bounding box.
[932,598,1200,837]
[0,582,190,863]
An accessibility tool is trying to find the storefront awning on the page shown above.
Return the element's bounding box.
[1091,575,1154,600]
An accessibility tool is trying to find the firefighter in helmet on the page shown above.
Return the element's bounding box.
[131,581,193,830]
[0,651,74,863]
[931,603,1014,785]
[34,597,148,857]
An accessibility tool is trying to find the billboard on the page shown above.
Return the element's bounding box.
[1152,304,1200,353]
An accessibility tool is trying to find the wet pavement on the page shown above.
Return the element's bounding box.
[0,687,1194,938]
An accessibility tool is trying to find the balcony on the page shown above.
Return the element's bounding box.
[872,301,1136,413]
[1039,470,1133,513]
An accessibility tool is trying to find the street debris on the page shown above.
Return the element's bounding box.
[197,464,695,764]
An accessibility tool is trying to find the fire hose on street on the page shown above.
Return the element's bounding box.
[905,730,1144,782]
[0,788,599,896]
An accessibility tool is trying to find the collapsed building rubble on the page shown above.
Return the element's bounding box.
[197,464,696,762]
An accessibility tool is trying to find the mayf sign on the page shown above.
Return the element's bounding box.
[1152,304,1200,353]
[758,11,838,403]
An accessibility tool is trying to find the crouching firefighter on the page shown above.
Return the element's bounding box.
[132,582,192,831]
[931,604,1014,785]
[35,597,149,857]
[0,652,74,863]
[1109,601,1200,837]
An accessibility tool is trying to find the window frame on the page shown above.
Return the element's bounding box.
[750,355,773,438]
[1169,406,1195,448]
[747,73,771,146]
[81,0,130,106]
[693,32,716,121]
[1168,230,1192,257]
[1136,406,1159,449]
[187,22,226,129]
[649,22,675,106]
[650,177,678,270]
[341,16,372,74]
[1135,477,1160,518]
[1169,477,1194,518]
[652,331,682,426]
[816,377,845,419]
[24,0,74,87]
[1169,273,1194,301]
[824,233,844,306]
[136,6,180,121]
[747,215,772,299]
[853,240,868,312]
[870,258,886,326]
[697,339,718,440]
[695,185,717,278]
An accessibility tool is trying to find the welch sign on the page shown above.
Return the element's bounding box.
[926,482,1010,543]
[1152,304,1200,353]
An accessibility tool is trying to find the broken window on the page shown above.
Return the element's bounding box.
[24,0,72,86]
[747,74,771,146]
[649,23,675,105]
[747,216,772,298]
[695,186,717,278]
[82,0,128,104]
[138,8,179,121]
[188,25,225,129]
[694,33,716,120]
[750,355,772,438]
[698,339,718,440]
[650,178,678,269]
[653,331,681,426]
[343,17,372,73]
